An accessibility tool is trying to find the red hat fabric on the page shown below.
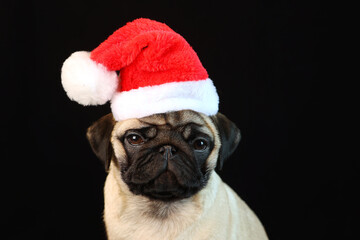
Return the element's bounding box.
[61,18,219,121]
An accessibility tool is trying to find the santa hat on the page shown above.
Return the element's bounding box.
[61,18,219,121]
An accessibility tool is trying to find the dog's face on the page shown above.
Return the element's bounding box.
[87,110,240,202]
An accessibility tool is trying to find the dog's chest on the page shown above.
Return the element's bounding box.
[106,215,222,240]
[105,203,206,240]
[103,171,205,240]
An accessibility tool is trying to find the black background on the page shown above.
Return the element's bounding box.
[1,1,356,239]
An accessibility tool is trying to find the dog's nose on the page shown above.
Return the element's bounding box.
[159,145,176,159]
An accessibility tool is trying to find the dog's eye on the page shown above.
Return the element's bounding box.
[193,139,208,151]
[127,134,145,145]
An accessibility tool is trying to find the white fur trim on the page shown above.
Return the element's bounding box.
[111,78,219,121]
[61,51,118,105]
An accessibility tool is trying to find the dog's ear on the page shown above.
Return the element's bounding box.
[211,113,241,171]
[86,113,115,172]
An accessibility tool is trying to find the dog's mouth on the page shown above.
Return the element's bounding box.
[124,169,203,202]
[145,190,178,201]
[140,171,190,201]
[121,150,210,202]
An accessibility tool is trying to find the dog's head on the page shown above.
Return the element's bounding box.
[87,110,240,201]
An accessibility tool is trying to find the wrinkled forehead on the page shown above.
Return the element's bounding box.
[112,110,216,139]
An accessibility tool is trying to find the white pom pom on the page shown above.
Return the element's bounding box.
[61,51,118,105]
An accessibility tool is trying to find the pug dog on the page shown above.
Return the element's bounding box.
[87,110,268,240]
